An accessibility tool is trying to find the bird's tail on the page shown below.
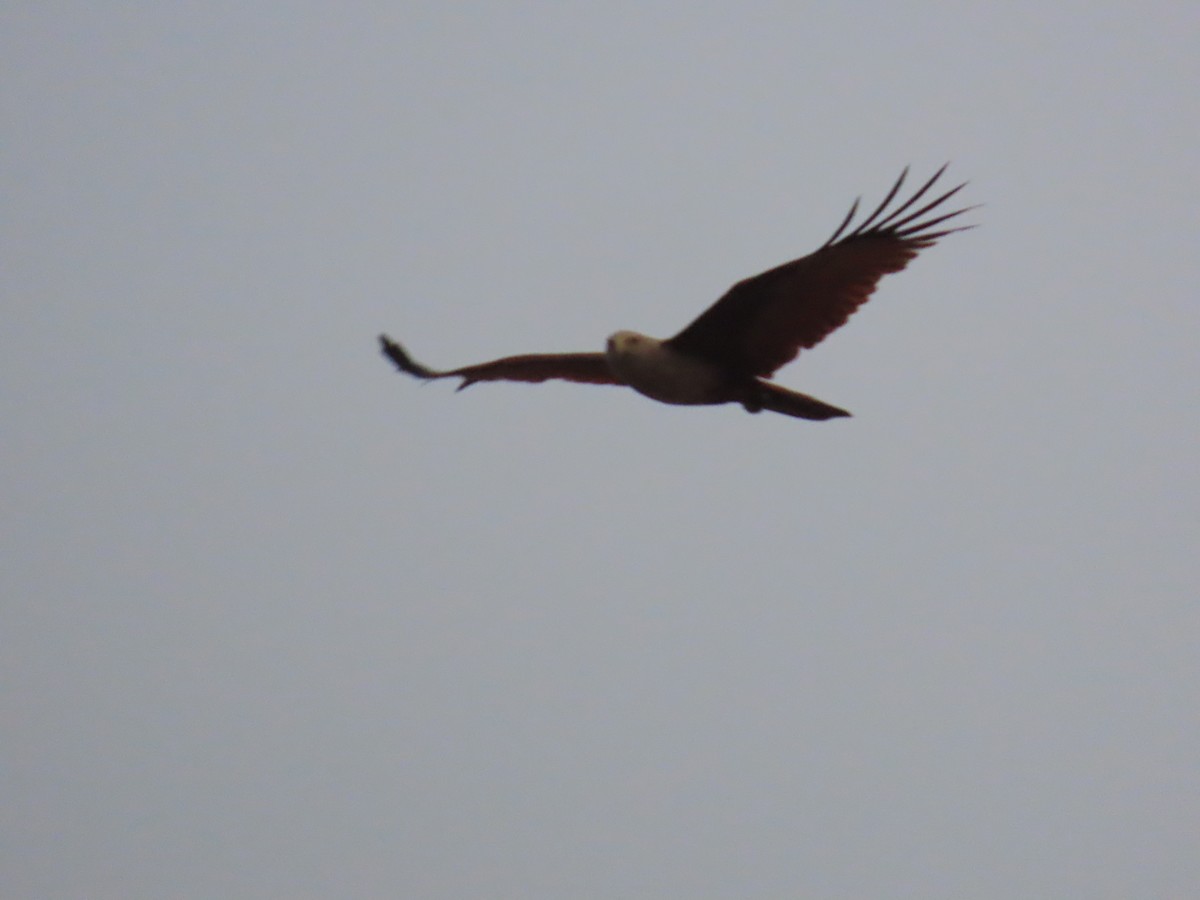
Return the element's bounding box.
[752,381,851,421]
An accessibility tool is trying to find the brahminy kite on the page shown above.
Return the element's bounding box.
[380,165,975,421]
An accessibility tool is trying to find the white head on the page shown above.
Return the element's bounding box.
[605,330,653,363]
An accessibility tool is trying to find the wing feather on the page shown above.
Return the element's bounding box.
[379,335,620,390]
[665,166,975,377]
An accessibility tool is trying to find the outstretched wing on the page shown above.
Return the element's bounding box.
[665,165,975,378]
[380,335,621,390]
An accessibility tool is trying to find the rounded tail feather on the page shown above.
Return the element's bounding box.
[753,381,851,421]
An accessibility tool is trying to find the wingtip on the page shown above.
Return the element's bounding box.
[379,333,440,380]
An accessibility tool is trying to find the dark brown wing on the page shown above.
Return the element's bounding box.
[665,165,975,378]
[380,335,621,390]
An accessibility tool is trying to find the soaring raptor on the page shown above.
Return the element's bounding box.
[380,166,974,421]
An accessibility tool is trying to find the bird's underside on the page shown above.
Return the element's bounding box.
[380,164,975,421]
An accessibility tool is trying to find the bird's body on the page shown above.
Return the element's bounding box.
[380,166,975,421]
[604,331,726,406]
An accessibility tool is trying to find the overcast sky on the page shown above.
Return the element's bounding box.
[5,4,1198,898]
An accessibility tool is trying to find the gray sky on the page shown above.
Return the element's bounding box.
[5,4,1198,898]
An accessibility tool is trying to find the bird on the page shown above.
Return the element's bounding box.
[380,165,975,421]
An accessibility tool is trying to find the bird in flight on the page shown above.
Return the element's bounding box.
[380,165,974,421]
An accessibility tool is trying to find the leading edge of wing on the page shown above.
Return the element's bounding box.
[379,335,620,390]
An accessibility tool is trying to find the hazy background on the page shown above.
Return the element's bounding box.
[5,4,1198,897]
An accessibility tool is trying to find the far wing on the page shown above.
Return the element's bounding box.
[380,335,621,390]
[665,166,975,378]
